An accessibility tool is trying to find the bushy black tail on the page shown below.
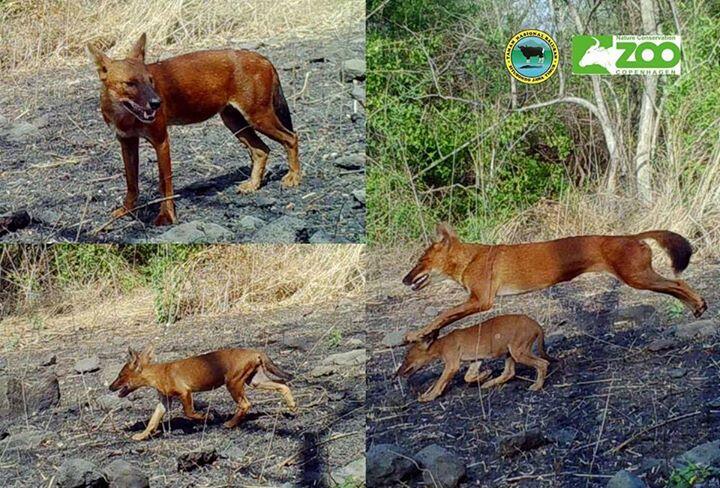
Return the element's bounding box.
[273,79,293,132]
[635,230,693,274]
[261,353,293,381]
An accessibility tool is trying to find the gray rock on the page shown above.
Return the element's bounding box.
[424,306,440,318]
[5,121,40,143]
[0,428,54,451]
[617,304,657,322]
[675,320,720,340]
[551,427,577,446]
[346,338,363,347]
[102,459,148,488]
[96,393,132,412]
[415,444,465,487]
[646,338,677,352]
[154,221,233,243]
[330,457,365,486]
[281,333,307,351]
[668,367,687,379]
[545,332,566,349]
[56,458,107,488]
[607,470,647,488]
[177,448,218,472]
[673,440,720,468]
[351,84,366,104]
[41,353,57,366]
[252,216,308,243]
[237,215,265,232]
[0,357,6,371]
[382,330,407,348]
[341,59,366,82]
[335,154,364,170]
[708,396,720,409]
[254,196,277,208]
[310,349,366,377]
[74,356,101,374]
[351,189,365,205]
[0,373,60,419]
[309,230,332,243]
[367,444,417,486]
[499,428,548,457]
[220,445,244,461]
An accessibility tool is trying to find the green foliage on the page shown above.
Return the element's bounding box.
[52,244,139,292]
[327,328,343,348]
[665,299,685,320]
[668,463,715,487]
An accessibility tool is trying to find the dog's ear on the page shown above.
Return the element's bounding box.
[435,223,457,245]
[418,332,437,350]
[87,44,110,79]
[139,345,155,365]
[128,33,146,62]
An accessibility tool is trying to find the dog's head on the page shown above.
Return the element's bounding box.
[109,345,154,397]
[395,335,436,378]
[87,33,161,123]
[402,223,458,291]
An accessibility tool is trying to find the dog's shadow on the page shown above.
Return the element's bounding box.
[124,409,290,437]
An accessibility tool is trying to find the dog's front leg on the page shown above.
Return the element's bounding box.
[132,401,166,441]
[419,362,458,402]
[112,136,139,219]
[151,135,176,226]
[406,299,488,343]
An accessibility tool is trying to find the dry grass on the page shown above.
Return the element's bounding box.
[0,0,364,75]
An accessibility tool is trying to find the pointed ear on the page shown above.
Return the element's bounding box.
[128,33,146,61]
[87,44,110,79]
[417,331,437,350]
[435,223,457,244]
[139,345,154,364]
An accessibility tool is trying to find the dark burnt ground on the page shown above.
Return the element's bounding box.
[366,256,720,487]
[0,302,365,487]
[0,27,364,243]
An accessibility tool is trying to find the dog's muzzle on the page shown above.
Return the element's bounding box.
[407,273,430,291]
[121,99,158,123]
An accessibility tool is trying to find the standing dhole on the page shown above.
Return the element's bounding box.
[88,34,300,226]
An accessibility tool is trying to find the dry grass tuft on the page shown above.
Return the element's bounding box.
[0,0,363,75]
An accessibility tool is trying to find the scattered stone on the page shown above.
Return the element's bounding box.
[237,215,265,232]
[340,59,366,82]
[330,457,365,486]
[646,338,677,352]
[499,428,548,457]
[0,428,54,451]
[551,427,578,446]
[220,445,244,461]
[367,444,417,486]
[668,367,687,379]
[0,210,32,236]
[154,221,233,243]
[253,196,277,208]
[0,373,60,419]
[674,320,720,340]
[310,349,366,377]
[617,304,657,322]
[74,356,101,374]
[351,189,365,206]
[56,458,107,488]
[41,354,57,366]
[545,332,566,350]
[252,216,308,243]
[607,470,647,488]
[335,154,364,170]
[424,306,440,318]
[382,330,407,348]
[102,459,148,488]
[281,333,307,351]
[4,122,41,143]
[309,230,332,243]
[415,444,465,487]
[351,84,366,104]
[673,439,720,468]
[707,396,720,409]
[96,393,132,412]
[177,449,218,472]
[346,337,363,347]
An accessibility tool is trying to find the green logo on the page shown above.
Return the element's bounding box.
[505,29,559,84]
[572,35,681,75]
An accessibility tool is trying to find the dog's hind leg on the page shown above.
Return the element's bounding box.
[179,391,209,422]
[221,106,271,193]
[509,346,549,391]
[247,112,301,189]
[132,401,166,441]
[224,377,252,428]
[481,356,516,389]
[251,370,298,414]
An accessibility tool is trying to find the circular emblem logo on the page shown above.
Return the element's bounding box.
[505,29,559,84]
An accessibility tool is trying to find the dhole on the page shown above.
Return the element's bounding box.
[88,34,300,226]
[109,346,297,441]
[397,314,550,401]
[403,224,707,343]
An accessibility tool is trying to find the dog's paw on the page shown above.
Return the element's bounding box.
[131,433,148,441]
[418,393,437,402]
[280,171,301,188]
[223,420,238,429]
[528,383,543,391]
[153,212,175,226]
[237,180,261,194]
[111,206,131,219]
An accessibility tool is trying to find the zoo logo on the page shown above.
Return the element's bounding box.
[572,35,681,75]
[504,29,559,84]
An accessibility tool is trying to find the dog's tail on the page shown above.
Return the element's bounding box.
[261,353,293,382]
[634,230,693,274]
[272,75,294,133]
[536,328,554,362]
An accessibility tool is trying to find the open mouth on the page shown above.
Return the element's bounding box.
[117,386,132,398]
[409,273,430,291]
[121,100,157,123]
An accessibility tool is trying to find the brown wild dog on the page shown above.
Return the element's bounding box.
[109,346,297,441]
[88,34,300,226]
[403,224,707,343]
[397,314,550,402]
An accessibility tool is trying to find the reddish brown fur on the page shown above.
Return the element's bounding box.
[109,346,297,441]
[403,224,707,343]
[397,314,550,401]
[88,34,300,226]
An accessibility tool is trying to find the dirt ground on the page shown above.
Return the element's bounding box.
[366,251,720,487]
[0,28,365,243]
[0,300,365,487]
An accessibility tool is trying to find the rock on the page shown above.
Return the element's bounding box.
[675,320,720,340]
[254,196,277,208]
[607,470,647,488]
[545,332,566,350]
[673,440,720,468]
[102,459,148,488]
[646,338,677,352]
[4,122,41,143]
[499,428,548,457]
[220,445,244,461]
[550,427,577,446]
[351,189,365,206]
[154,221,233,243]
[351,84,366,104]
[415,444,465,487]
[0,428,54,451]
[56,458,107,488]
[309,230,332,243]
[424,306,440,318]
[0,210,32,236]
[347,338,363,347]
[252,216,308,243]
[0,373,60,419]
[281,333,307,351]
[382,330,407,348]
[340,59,366,82]
[310,349,366,377]
[334,154,364,170]
[177,449,218,472]
[41,354,57,366]
[74,356,101,374]
[617,305,657,322]
[707,396,720,409]
[668,367,687,379]
[367,444,417,486]
[0,358,6,371]
[96,393,132,412]
[330,457,365,486]
[237,215,265,232]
